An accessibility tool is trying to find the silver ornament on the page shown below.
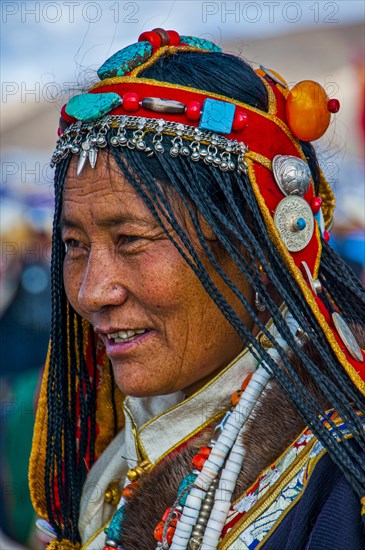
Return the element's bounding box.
[272,155,312,197]
[274,196,314,252]
[332,312,363,362]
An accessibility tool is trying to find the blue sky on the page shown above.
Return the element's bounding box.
[2,1,364,85]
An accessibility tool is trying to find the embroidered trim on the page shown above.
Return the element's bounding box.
[220,412,364,549]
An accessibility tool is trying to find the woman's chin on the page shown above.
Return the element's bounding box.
[111,368,177,398]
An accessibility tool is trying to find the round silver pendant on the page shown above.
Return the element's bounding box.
[272,155,312,197]
[332,312,363,362]
[274,196,314,252]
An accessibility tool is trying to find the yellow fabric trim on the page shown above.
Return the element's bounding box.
[95,352,125,458]
[313,221,322,280]
[125,315,279,471]
[129,45,209,76]
[123,404,145,462]
[318,166,336,227]
[81,522,108,550]
[246,157,365,395]
[242,425,359,549]
[260,77,277,117]
[254,448,328,550]
[29,343,50,519]
[46,541,81,550]
[151,409,226,467]
[245,151,272,170]
[133,312,279,458]
[361,496,365,515]
[219,435,319,549]
[90,77,286,124]
[89,55,339,224]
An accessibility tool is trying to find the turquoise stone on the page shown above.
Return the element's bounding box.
[106,504,125,543]
[199,98,235,134]
[177,473,197,506]
[180,36,222,52]
[98,41,153,80]
[65,93,122,122]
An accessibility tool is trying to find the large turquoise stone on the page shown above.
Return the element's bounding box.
[180,36,222,52]
[98,41,153,80]
[199,98,235,134]
[65,93,122,122]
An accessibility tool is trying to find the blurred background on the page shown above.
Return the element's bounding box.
[1,1,364,548]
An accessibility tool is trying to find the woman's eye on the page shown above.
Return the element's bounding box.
[119,235,141,247]
[64,239,86,255]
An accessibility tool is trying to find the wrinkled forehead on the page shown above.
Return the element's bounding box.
[62,152,153,222]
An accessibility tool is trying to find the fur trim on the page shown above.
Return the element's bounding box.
[119,331,361,549]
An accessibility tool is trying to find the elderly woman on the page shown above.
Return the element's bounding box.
[30,30,365,550]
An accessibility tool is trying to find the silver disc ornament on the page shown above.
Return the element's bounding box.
[332,312,363,362]
[274,196,314,252]
[272,155,312,197]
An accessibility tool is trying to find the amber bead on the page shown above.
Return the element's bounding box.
[286,80,331,141]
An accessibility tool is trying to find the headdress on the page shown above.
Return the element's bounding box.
[30,29,365,548]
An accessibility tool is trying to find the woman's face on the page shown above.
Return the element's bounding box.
[62,154,254,397]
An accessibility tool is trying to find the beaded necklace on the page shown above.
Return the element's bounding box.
[103,314,300,550]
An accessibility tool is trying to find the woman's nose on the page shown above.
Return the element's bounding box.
[77,248,127,312]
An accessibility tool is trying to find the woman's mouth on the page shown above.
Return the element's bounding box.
[101,328,153,356]
[107,328,148,343]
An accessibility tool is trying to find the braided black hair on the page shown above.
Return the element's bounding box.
[47,50,365,541]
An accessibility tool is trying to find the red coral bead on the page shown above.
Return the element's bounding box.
[311,196,322,214]
[162,507,172,522]
[191,454,207,470]
[138,31,161,51]
[153,520,165,542]
[241,372,253,391]
[231,389,242,406]
[323,229,330,242]
[167,30,180,45]
[327,99,340,113]
[170,509,182,526]
[121,481,139,500]
[57,127,63,136]
[166,525,176,545]
[186,100,201,121]
[123,92,140,112]
[61,103,77,123]
[232,110,248,131]
[199,446,211,458]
